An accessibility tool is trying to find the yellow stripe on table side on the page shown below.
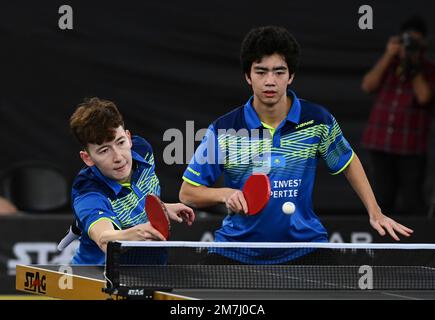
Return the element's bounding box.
[15,264,113,300]
[153,291,196,300]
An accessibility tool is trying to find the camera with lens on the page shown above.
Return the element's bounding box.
[399,33,423,77]
[400,33,422,54]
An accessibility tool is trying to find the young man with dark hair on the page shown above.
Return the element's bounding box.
[180,26,412,264]
[66,97,195,265]
[361,16,435,216]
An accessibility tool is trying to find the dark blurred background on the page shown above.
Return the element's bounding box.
[1,0,434,215]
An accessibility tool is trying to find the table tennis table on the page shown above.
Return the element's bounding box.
[15,264,435,300]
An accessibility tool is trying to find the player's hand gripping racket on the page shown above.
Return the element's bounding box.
[242,173,271,215]
[145,194,170,240]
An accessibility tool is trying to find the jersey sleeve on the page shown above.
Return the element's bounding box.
[73,192,122,236]
[319,114,354,175]
[182,124,224,186]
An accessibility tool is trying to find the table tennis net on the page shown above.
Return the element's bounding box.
[105,241,435,291]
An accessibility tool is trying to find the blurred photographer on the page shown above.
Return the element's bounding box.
[361,16,435,216]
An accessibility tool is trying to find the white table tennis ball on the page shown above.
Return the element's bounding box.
[282,202,295,214]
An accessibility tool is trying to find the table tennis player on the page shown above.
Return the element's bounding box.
[179,26,413,264]
[65,97,195,265]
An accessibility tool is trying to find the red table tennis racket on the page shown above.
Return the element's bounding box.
[242,173,271,215]
[145,194,170,240]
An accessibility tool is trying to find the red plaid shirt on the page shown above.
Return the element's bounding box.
[362,58,435,155]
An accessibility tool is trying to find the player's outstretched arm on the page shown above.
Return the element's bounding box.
[179,181,250,214]
[179,181,236,208]
[90,220,165,252]
[343,153,414,240]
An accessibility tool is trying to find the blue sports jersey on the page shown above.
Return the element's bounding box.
[71,136,161,265]
[183,90,354,263]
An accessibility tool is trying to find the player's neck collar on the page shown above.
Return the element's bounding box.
[244,89,301,129]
